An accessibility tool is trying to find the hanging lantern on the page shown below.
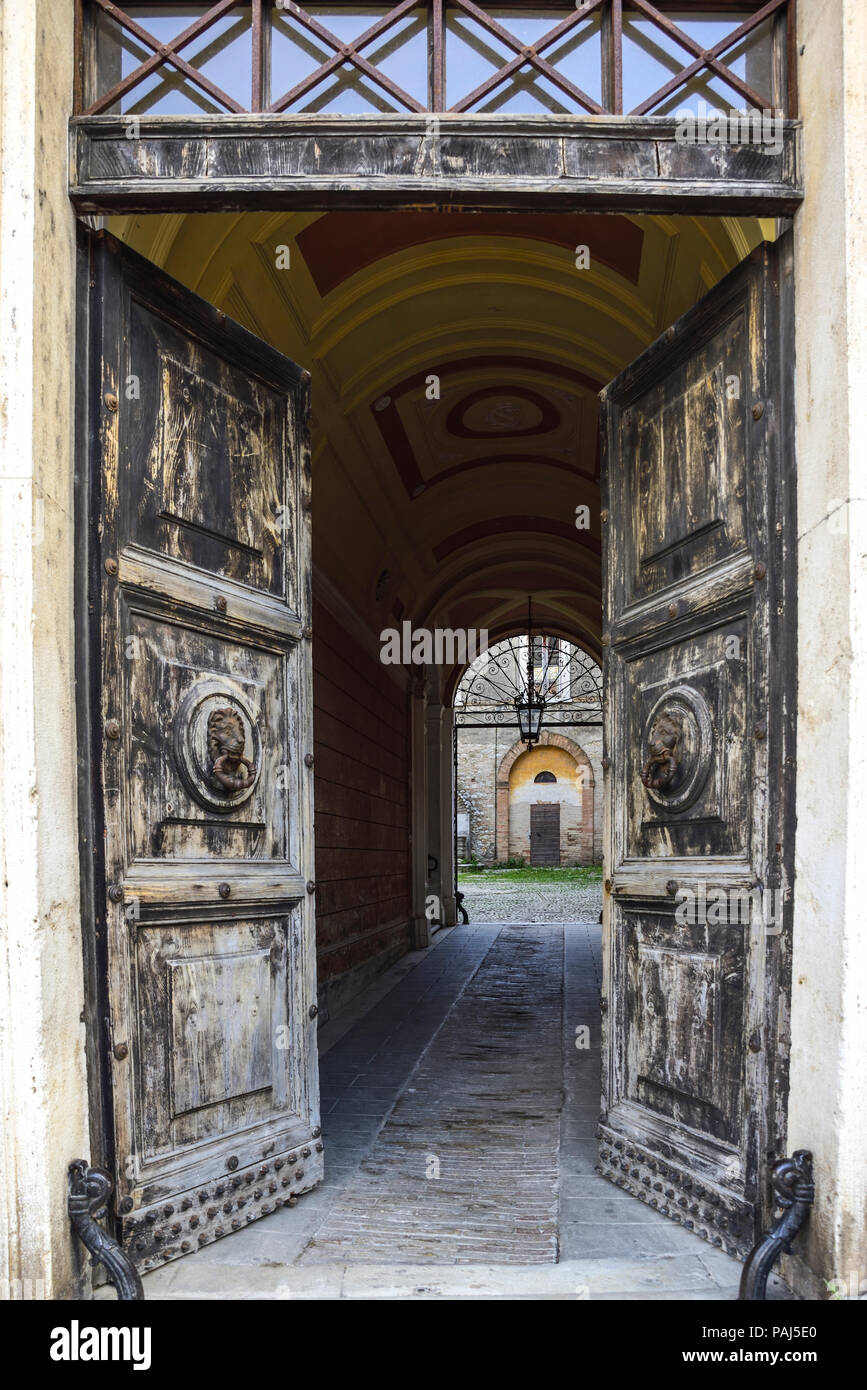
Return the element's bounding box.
[515,692,545,745]
[515,595,545,746]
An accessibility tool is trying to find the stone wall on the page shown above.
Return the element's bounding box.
[783,0,867,1300]
[0,0,90,1300]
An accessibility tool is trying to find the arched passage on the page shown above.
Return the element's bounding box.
[103,207,764,995]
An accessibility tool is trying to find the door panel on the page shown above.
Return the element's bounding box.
[599,236,795,1258]
[622,619,750,863]
[121,603,299,869]
[78,230,320,1275]
[125,296,296,601]
[628,314,749,604]
[530,803,560,867]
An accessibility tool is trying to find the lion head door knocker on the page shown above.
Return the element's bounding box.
[641,712,683,794]
[174,681,262,814]
[640,685,714,814]
[207,706,256,794]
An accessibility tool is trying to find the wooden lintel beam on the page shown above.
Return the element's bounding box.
[69,113,803,216]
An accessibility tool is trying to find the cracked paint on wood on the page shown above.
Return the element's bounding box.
[599,235,797,1258]
[77,229,321,1273]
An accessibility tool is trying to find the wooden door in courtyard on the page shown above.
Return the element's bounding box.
[530,804,560,867]
[77,231,321,1275]
[599,236,795,1257]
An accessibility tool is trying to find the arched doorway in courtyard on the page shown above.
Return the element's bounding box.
[497,734,597,866]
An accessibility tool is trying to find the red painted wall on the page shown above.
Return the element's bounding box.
[312,600,412,1002]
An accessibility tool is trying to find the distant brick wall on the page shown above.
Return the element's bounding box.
[312,600,411,1013]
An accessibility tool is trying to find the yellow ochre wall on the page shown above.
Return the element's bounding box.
[508,745,593,865]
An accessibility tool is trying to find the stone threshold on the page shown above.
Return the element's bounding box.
[120,1254,772,1301]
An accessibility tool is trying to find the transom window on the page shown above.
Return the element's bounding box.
[77,2,795,118]
[534,770,557,784]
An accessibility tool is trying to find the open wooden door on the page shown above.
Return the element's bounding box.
[76,230,321,1275]
[598,235,795,1257]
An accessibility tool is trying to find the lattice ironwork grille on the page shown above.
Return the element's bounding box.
[76,1,797,118]
[454,634,603,729]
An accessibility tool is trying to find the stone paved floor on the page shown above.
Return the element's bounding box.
[301,925,562,1264]
[133,922,772,1300]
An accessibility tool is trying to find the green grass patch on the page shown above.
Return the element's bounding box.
[458,864,603,886]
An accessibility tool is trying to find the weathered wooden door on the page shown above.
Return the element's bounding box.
[76,230,320,1275]
[598,236,795,1257]
[530,804,560,867]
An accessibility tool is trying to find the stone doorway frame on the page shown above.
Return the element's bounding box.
[1,0,865,1304]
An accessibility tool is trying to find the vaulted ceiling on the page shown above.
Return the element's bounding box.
[109,209,771,664]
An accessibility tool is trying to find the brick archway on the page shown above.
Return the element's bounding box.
[495,732,595,863]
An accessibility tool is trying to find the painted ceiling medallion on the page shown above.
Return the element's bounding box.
[479,400,534,432]
[174,679,262,813]
[448,386,559,439]
[640,684,713,813]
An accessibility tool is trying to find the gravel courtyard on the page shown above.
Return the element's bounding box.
[458,867,603,923]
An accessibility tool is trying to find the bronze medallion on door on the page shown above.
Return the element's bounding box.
[173,679,262,814]
[640,684,714,814]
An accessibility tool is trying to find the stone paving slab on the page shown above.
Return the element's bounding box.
[300,925,563,1265]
